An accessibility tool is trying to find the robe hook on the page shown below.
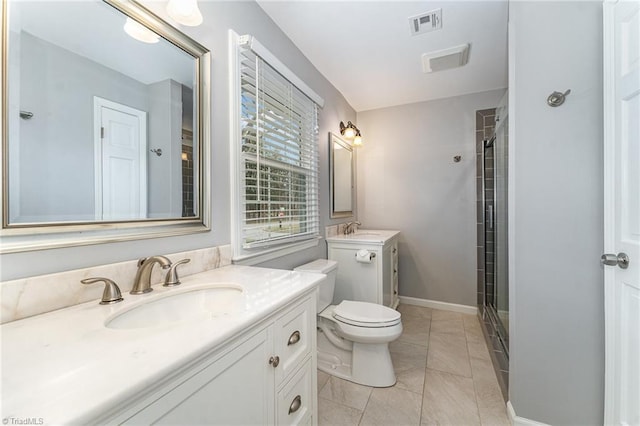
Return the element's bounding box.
[547,89,571,107]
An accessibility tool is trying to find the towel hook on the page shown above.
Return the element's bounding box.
[547,89,571,107]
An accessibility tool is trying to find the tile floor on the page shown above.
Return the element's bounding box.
[317,304,511,426]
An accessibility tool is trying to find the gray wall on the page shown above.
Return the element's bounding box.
[509,2,604,424]
[0,1,356,281]
[356,89,505,307]
[16,32,150,222]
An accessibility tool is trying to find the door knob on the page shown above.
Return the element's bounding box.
[601,253,629,269]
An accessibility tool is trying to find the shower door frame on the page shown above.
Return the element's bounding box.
[478,131,509,401]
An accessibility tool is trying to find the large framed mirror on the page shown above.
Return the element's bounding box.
[329,132,354,219]
[0,0,211,253]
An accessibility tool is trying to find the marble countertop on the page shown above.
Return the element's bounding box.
[1,265,323,424]
[325,229,400,244]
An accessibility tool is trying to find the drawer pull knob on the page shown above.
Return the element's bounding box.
[288,395,302,414]
[269,356,280,367]
[288,330,301,346]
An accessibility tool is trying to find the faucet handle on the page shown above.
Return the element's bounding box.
[81,277,124,305]
[343,222,352,235]
[163,258,191,287]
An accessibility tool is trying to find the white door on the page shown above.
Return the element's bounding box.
[603,1,640,425]
[94,97,147,220]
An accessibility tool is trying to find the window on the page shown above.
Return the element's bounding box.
[232,34,323,263]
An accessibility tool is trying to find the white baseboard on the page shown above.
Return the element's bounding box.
[398,296,477,315]
[507,401,550,426]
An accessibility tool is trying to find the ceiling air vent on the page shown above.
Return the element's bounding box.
[408,9,442,36]
[421,44,470,73]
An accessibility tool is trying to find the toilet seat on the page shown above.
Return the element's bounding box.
[332,301,401,328]
[319,304,403,344]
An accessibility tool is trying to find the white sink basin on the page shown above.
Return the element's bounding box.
[106,284,245,330]
[351,232,380,236]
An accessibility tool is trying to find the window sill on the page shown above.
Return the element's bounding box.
[232,236,321,266]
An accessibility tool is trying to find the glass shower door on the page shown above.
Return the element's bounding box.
[484,111,509,356]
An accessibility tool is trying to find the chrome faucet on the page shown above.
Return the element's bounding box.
[131,256,172,294]
[343,221,361,235]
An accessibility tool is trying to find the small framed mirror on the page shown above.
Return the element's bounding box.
[329,132,354,218]
[0,0,211,253]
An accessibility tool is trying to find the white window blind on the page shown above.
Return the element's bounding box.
[237,41,320,251]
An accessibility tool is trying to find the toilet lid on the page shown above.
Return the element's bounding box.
[333,301,401,326]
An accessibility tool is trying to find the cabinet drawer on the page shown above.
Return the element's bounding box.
[276,358,313,426]
[274,296,314,385]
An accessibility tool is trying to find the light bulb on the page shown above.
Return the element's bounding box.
[167,0,203,26]
[124,18,159,44]
[343,126,356,139]
[353,134,363,146]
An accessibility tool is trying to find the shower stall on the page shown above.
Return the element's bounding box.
[476,95,509,398]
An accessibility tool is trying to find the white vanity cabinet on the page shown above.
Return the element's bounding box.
[327,230,400,309]
[107,293,317,426]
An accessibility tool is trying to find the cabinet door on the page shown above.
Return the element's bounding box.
[382,245,392,307]
[391,243,399,308]
[382,241,399,309]
[123,329,274,425]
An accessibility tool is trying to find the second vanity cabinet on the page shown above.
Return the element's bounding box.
[103,293,316,426]
[327,230,400,309]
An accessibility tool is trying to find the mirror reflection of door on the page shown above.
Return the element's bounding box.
[94,97,147,221]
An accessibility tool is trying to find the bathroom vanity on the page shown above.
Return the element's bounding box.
[326,230,400,309]
[1,266,322,425]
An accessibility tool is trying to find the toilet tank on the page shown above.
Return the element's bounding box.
[294,259,338,312]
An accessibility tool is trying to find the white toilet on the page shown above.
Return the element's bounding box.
[294,259,402,387]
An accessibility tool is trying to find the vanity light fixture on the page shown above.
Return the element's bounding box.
[124,17,160,43]
[340,121,357,139]
[166,0,203,27]
[339,121,363,146]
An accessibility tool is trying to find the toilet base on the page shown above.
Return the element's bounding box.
[317,329,397,387]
